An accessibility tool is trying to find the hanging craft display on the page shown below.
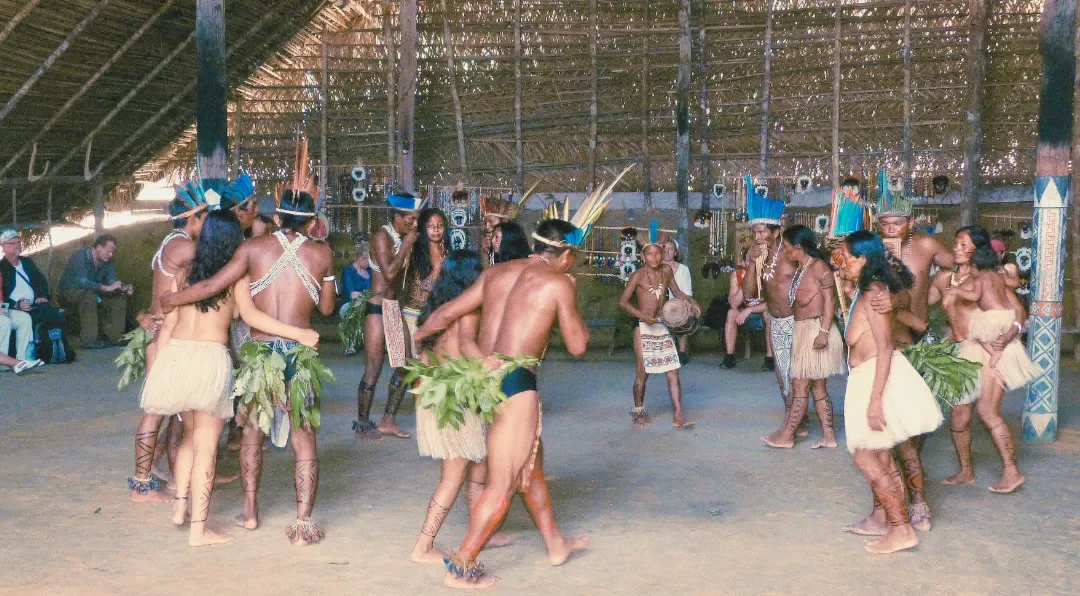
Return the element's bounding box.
[1015,246,1034,273]
[451,182,471,207]
[693,209,711,229]
[814,214,830,235]
[1019,222,1033,240]
[712,182,726,200]
[449,228,468,250]
[352,187,368,203]
[887,172,904,194]
[351,165,368,182]
[449,206,469,227]
[795,175,813,194]
[932,174,950,196]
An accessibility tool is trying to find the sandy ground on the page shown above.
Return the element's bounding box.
[2,347,1079,596]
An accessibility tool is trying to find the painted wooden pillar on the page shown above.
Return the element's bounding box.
[831,0,841,189]
[959,0,988,226]
[195,0,228,191]
[1024,0,1076,442]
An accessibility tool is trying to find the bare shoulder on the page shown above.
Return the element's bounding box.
[915,233,947,253]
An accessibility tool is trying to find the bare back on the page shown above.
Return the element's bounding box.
[481,259,583,359]
[900,233,951,321]
[973,270,1013,312]
[241,233,333,340]
[149,235,195,318]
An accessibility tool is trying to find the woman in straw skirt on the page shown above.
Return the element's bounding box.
[838,230,943,554]
[410,250,513,563]
[762,225,845,449]
[142,210,317,546]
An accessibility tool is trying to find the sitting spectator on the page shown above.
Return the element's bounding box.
[2,230,65,356]
[722,249,769,369]
[57,234,132,349]
[339,240,373,317]
[0,274,43,373]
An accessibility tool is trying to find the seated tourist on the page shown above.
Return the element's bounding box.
[0,275,43,374]
[57,234,132,349]
[339,240,373,318]
[722,250,768,369]
[2,230,65,356]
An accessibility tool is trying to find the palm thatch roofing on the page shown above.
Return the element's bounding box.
[1,0,1045,222]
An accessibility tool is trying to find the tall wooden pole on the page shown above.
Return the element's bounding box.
[397,0,418,193]
[93,181,105,233]
[514,0,524,195]
[960,0,989,226]
[697,0,709,209]
[320,26,329,202]
[1073,8,1080,362]
[901,0,912,188]
[641,0,652,209]
[588,0,599,191]
[233,97,243,176]
[676,0,691,251]
[831,0,842,189]
[195,0,228,190]
[1024,0,1076,442]
[441,0,468,179]
[384,9,397,186]
[758,0,774,179]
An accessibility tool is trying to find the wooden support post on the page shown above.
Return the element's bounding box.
[93,181,105,234]
[588,0,598,191]
[384,9,397,185]
[831,0,842,189]
[676,0,691,251]
[195,0,228,189]
[514,0,524,195]
[441,0,469,179]
[1073,8,1080,362]
[901,0,913,188]
[1024,0,1076,442]
[0,0,176,178]
[233,98,243,176]
[10,189,15,228]
[960,0,988,226]
[0,0,109,124]
[397,0,419,193]
[698,0,709,209]
[321,25,329,202]
[758,0,774,178]
[46,187,53,277]
[641,0,652,209]
[0,0,41,47]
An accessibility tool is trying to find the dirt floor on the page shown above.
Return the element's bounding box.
[2,347,1079,595]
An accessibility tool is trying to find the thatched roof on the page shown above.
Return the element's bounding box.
[2,0,1045,222]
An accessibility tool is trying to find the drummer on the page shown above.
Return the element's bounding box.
[618,238,701,429]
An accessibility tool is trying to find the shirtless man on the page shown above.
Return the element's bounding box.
[353,194,422,441]
[873,212,952,327]
[162,189,336,543]
[414,219,591,589]
[933,226,1032,494]
[619,242,699,428]
[742,222,800,432]
[127,197,206,503]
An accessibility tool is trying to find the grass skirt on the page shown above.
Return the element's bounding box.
[844,351,944,454]
[790,318,845,380]
[966,309,1042,391]
[416,405,487,462]
[140,339,233,419]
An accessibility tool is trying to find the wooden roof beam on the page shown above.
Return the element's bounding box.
[0,0,111,123]
[0,0,42,47]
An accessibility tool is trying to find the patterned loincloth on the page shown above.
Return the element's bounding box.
[767,313,794,397]
[638,321,681,374]
[382,299,407,368]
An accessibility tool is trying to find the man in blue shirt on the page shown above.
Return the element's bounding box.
[58,234,132,349]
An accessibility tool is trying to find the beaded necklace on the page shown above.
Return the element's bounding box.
[761,241,781,281]
[788,259,810,308]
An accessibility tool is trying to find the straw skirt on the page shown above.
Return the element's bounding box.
[140,339,233,420]
[416,405,487,463]
[844,351,944,454]
[965,309,1042,391]
[790,317,845,380]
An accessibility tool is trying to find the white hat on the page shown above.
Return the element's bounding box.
[0,229,18,244]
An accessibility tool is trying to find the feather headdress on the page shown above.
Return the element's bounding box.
[875,168,914,218]
[829,175,867,237]
[642,220,661,247]
[745,174,785,225]
[387,191,426,212]
[481,181,540,221]
[534,164,634,248]
[273,132,321,217]
[174,168,254,220]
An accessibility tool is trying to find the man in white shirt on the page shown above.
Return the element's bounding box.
[0,230,42,361]
[663,239,694,362]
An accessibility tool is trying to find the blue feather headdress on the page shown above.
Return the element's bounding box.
[535,164,634,248]
[875,168,913,218]
[745,175,785,226]
[388,192,426,212]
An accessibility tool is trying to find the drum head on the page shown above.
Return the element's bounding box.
[661,299,695,335]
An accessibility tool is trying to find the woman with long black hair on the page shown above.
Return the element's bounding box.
[838,230,942,554]
[143,209,317,546]
[403,208,450,346]
[492,221,531,263]
[762,224,844,449]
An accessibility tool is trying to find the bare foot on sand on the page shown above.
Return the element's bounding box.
[286,519,324,545]
[761,431,794,449]
[234,514,258,530]
[215,472,239,486]
[411,544,446,564]
[843,512,888,536]
[189,525,235,547]
[988,469,1024,494]
[171,497,188,526]
[377,421,412,439]
[353,420,384,442]
[864,526,918,554]
[796,420,810,438]
[810,438,837,449]
[673,412,695,429]
[130,489,173,504]
[443,572,501,589]
[909,502,932,532]
[548,535,589,566]
[631,408,650,428]
[942,469,975,486]
[484,532,515,549]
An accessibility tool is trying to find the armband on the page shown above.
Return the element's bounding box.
[322,275,336,283]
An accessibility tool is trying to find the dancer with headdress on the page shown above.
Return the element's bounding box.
[412,168,629,588]
[740,177,801,433]
[162,136,337,544]
[124,173,254,503]
[620,221,700,428]
[929,226,1036,494]
[143,207,317,546]
[762,224,843,449]
[352,192,426,441]
[479,183,537,266]
[403,208,449,356]
[837,230,943,554]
